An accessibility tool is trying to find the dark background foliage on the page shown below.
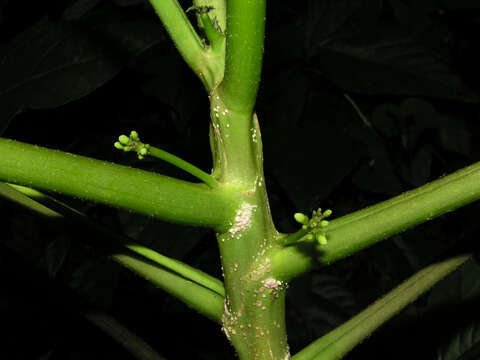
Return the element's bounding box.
[1,0,480,358]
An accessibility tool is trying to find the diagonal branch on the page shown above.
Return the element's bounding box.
[147,0,205,75]
[272,161,480,281]
[147,0,225,91]
[3,183,226,297]
[292,255,471,360]
[0,182,225,322]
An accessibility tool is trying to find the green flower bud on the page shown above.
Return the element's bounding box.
[130,131,139,141]
[320,220,329,228]
[323,209,332,217]
[119,135,130,145]
[139,147,148,156]
[114,141,124,150]
[316,234,328,245]
[294,213,309,225]
[305,234,314,241]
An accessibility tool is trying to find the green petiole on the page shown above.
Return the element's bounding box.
[115,131,218,188]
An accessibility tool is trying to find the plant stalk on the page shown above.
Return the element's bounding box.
[0,138,234,230]
[271,161,480,281]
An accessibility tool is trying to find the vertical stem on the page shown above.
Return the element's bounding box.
[207,1,289,358]
[219,0,266,114]
[217,177,290,360]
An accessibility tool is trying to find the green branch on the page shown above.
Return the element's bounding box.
[148,0,225,91]
[0,183,225,321]
[147,0,205,75]
[271,161,480,281]
[125,243,225,297]
[3,183,225,297]
[113,253,223,322]
[292,255,471,360]
[219,0,266,114]
[0,138,235,230]
[0,182,60,218]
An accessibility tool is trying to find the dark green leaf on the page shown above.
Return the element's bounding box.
[438,323,480,360]
[63,252,120,308]
[264,103,364,209]
[117,210,208,259]
[286,273,358,349]
[62,0,101,20]
[44,235,71,277]
[440,0,480,9]
[352,132,404,195]
[303,0,477,101]
[428,260,480,310]
[113,0,147,7]
[437,115,470,155]
[410,145,432,186]
[0,19,164,134]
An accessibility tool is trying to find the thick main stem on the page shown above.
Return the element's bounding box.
[217,189,289,359]
[211,103,289,358]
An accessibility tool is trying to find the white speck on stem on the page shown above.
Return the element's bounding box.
[229,203,257,236]
[251,127,257,143]
[262,278,283,290]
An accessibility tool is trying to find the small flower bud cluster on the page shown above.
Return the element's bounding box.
[294,208,332,245]
[114,131,150,159]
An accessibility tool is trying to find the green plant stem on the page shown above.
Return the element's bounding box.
[147,0,225,91]
[292,255,471,360]
[271,161,480,282]
[147,145,218,188]
[125,244,225,297]
[147,0,205,75]
[0,138,234,230]
[0,182,60,217]
[113,253,224,322]
[3,182,225,297]
[219,0,266,114]
[0,182,225,322]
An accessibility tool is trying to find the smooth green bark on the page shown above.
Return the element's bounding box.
[0,138,235,230]
[197,0,291,358]
[271,161,480,282]
[219,0,266,114]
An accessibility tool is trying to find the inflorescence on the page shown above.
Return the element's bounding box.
[284,208,333,246]
[114,131,150,160]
